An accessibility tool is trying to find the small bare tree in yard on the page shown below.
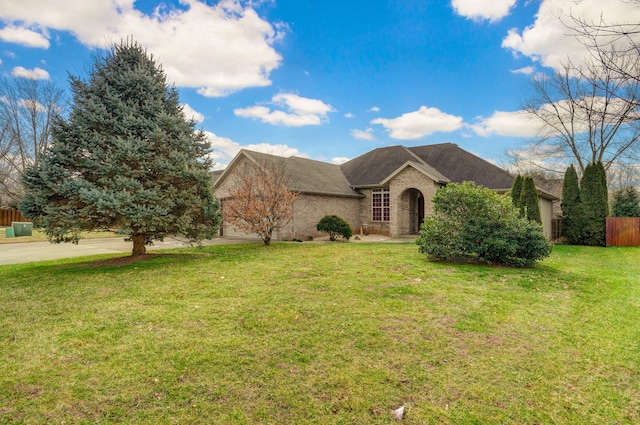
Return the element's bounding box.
[222,157,298,245]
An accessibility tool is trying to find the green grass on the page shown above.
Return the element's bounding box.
[1,243,639,424]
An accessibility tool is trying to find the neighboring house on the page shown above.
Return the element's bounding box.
[531,175,563,219]
[213,143,558,240]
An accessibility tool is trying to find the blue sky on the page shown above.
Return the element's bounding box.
[1,0,638,170]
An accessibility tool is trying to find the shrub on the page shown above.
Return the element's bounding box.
[612,187,640,217]
[316,215,353,241]
[561,165,583,245]
[580,162,608,246]
[511,175,524,208]
[520,176,541,224]
[416,182,551,267]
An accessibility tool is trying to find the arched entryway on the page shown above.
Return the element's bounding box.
[399,188,425,234]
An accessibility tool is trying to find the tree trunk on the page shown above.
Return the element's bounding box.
[262,229,273,246]
[132,233,146,256]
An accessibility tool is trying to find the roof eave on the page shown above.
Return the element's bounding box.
[295,190,365,198]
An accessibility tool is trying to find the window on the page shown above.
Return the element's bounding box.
[372,188,390,221]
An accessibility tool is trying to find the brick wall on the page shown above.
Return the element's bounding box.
[387,167,440,237]
[357,188,390,235]
[281,193,362,240]
[215,158,362,240]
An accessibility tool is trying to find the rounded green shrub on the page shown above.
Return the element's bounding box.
[416,182,551,267]
[316,215,353,241]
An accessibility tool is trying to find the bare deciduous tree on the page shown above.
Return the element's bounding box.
[523,57,640,174]
[222,157,298,245]
[521,6,640,176]
[0,77,65,207]
[568,10,640,87]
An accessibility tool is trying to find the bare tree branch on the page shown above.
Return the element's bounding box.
[0,77,65,207]
[522,52,640,174]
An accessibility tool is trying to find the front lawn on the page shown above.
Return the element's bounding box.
[1,243,639,424]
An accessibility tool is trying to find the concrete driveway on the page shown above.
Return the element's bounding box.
[0,237,251,266]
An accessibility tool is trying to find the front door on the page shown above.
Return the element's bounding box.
[409,189,425,234]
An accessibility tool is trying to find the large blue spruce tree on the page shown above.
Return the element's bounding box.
[21,40,220,256]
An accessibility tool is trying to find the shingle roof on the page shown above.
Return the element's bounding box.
[341,143,514,190]
[340,145,447,187]
[215,150,363,198]
[217,144,551,199]
[283,155,363,197]
[408,143,515,190]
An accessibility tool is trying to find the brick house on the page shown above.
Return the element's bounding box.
[213,143,557,240]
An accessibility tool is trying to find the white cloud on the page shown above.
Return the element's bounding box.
[344,112,354,118]
[510,66,535,75]
[205,131,309,170]
[234,93,335,127]
[234,106,321,126]
[471,110,540,137]
[331,157,350,165]
[181,103,205,123]
[0,25,50,48]
[368,106,381,112]
[472,96,634,139]
[503,144,570,175]
[0,0,284,97]
[244,143,309,159]
[371,106,463,140]
[11,66,50,80]
[502,0,640,70]
[351,128,375,141]
[206,132,241,169]
[452,0,516,22]
[18,98,46,112]
[273,93,334,116]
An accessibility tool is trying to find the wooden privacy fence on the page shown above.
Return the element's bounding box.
[0,209,29,227]
[551,218,562,241]
[606,217,640,247]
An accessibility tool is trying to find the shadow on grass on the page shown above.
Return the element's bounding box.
[422,256,580,292]
[62,252,212,271]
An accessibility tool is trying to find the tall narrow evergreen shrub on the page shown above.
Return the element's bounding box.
[561,164,583,245]
[580,162,608,246]
[520,177,541,224]
[597,161,609,216]
[511,175,524,208]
